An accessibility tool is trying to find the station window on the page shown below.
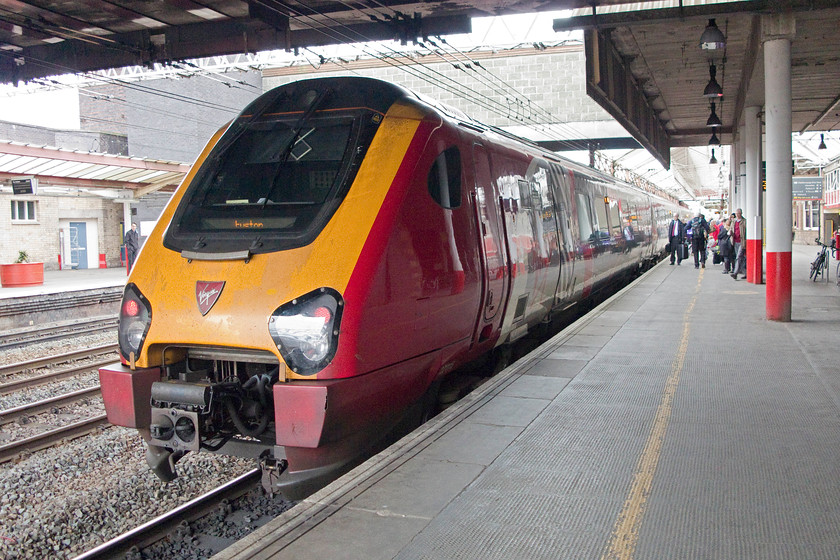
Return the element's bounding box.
[804,200,819,230]
[427,146,461,209]
[11,200,36,222]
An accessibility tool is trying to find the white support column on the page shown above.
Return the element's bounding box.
[763,14,795,321]
[745,106,762,283]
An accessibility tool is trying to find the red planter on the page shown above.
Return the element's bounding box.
[0,262,44,287]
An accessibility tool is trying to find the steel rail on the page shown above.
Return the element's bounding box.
[0,356,115,395]
[0,317,118,350]
[72,469,262,560]
[0,414,109,463]
[0,386,102,425]
[0,343,118,378]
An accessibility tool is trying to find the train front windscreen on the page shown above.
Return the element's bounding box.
[164,83,389,255]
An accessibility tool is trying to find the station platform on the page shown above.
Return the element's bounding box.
[216,242,840,560]
[0,266,127,299]
[0,267,126,331]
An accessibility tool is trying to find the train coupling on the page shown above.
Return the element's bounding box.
[148,381,211,452]
[259,452,289,497]
[146,443,184,483]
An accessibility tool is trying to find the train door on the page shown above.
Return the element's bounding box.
[549,167,575,303]
[472,144,509,327]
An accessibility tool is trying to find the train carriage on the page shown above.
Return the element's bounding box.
[99,76,680,499]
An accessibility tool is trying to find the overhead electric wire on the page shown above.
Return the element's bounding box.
[353,0,595,151]
[278,2,676,199]
[424,35,595,152]
[3,1,678,198]
[2,54,244,114]
[76,88,228,129]
[78,115,215,139]
[257,2,527,128]
[268,1,584,149]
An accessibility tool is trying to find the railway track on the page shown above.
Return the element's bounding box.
[0,343,118,386]
[0,385,102,425]
[0,343,119,462]
[72,469,262,560]
[0,414,110,463]
[0,315,118,350]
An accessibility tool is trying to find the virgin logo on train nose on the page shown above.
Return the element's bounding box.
[196,281,225,316]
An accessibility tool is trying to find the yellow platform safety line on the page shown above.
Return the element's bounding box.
[601,268,702,560]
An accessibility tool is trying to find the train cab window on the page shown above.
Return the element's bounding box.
[427,146,461,209]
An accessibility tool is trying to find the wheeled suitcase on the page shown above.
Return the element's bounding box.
[680,243,689,260]
[713,250,722,264]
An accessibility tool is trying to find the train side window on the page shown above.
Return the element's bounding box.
[594,192,608,236]
[428,146,462,209]
[609,198,622,236]
[576,192,593,242]
[518,180,531,209]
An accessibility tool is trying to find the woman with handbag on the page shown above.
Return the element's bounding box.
[717,219,734,274]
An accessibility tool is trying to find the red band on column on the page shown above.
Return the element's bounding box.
[766,251,791,321]
[747,238,763,284]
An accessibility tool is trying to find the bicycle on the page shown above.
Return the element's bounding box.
[809,237,835,282]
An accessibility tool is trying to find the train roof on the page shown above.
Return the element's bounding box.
[260,76,681,207]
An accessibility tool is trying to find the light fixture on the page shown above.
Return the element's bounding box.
[709,131,721,146]
[819,133,827,150]
[700,18,726,50]
[703,64,723,98]
[706,102,722,127]
[709,149,718,164]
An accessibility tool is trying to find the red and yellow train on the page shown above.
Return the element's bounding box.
[100,76,680,499]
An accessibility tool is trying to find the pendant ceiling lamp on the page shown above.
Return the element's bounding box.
[704,64,723,98]
[700,18,726,51]
[706,102,722,127]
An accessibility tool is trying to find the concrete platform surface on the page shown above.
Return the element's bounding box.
[0,266,127,299]
[215,243,840,560]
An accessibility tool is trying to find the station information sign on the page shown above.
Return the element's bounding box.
[11,176,37,195]
[792,177,823,200]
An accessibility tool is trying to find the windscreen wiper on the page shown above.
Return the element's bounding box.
[260,88,333,207]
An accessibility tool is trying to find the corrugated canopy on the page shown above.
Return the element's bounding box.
[0,141,190,196]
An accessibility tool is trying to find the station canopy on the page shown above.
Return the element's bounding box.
[0,141,189,196]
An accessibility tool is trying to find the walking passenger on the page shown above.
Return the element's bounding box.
[668,213,685,265]
[730,208,747,280]
[690,211,710,269]
[717,219,734,273]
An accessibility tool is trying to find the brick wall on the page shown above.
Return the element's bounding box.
[0,120,128,154]
[263,46,611,130]
[1,192,123,270]
[82,70,262,161]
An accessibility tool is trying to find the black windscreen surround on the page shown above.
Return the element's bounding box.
[164,77,409,255]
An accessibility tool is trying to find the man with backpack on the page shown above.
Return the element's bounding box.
[689,211,710,269]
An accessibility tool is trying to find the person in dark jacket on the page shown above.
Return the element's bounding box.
[717,218,734,273]
[689,211,711,269]
[125,222,140,270]
[668,214,685,265]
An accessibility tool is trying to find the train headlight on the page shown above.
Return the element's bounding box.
[268,288,343,376]
[119,283,152,363]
